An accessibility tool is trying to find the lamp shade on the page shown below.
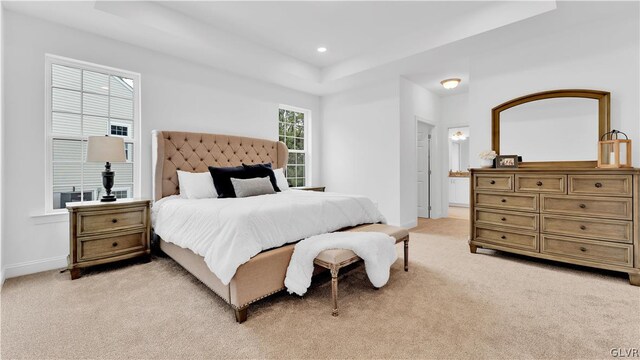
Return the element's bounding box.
[86,136,126,163]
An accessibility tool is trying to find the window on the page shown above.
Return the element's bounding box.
[45,55,141,211]
[278,105,311,187]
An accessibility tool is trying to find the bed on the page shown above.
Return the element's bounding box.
[151,130,388,322]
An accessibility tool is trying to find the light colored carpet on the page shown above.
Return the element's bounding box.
[2,218,639,359]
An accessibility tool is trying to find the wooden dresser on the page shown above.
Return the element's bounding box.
[469,168,640,285]
[67,199,151,279]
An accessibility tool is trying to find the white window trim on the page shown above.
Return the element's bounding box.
[44,54,142,214]
[279,104,312,187]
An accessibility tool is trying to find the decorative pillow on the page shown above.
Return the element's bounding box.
[242,163,281,192]
[177,170,218,199]
[273,168,290,191]
[208,165,247,198]
[230,177,276,198]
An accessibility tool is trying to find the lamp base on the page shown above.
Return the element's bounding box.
[100,195,117,202]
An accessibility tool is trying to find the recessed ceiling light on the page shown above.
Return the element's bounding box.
[317,47,327,53]
[440,78,461,89]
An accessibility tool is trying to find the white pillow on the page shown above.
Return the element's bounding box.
[177,170,218,199]
[273,168,290,191]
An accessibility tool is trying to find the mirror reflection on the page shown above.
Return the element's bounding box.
[500,97,599,162]
[449,126,470,176]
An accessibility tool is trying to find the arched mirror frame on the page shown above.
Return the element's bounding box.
[492,89,610,168]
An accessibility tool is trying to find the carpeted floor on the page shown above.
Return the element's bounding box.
[2,218,639,359]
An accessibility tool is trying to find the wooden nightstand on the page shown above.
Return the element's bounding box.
[66,199,151,280]
[297,186,326,192]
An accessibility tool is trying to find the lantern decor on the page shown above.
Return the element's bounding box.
[597,129,632,168]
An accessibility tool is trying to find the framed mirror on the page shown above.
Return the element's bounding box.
[492,89,610,168]
[449,126,470,176]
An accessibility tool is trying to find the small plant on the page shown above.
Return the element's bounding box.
[479,150,497,160]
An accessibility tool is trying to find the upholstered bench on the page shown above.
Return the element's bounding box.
[313,224,409,316]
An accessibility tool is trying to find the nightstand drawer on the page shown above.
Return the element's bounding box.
[79,231,147,261]
[78,206,147,236]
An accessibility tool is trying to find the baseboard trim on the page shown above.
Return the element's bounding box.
[4,256,67,279]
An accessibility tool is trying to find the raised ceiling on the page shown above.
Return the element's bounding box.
[160,1,490,68]
[4,1,630,96]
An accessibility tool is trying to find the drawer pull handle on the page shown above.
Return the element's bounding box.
[490,180,496,185]
[579,204,586,209]
[501,217,507,221]
[536,181,543,186]
[579,247,587,252]
[112,219,118,223]
[595,182,603,188]
[580,225,587,230]
[501,199,507,203]
[112,242,118,247]
[500,235,506,239]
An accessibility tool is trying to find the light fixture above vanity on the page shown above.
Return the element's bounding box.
[440,78,461,89]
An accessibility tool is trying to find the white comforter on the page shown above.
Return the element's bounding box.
[285,232,397,296]
[151,190,385,285]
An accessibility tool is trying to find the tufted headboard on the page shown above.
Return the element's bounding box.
[152,130,288,201]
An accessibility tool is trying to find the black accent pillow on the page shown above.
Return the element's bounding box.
[208,163,280,198]
[208,165,246,198]
[242,163,280,193]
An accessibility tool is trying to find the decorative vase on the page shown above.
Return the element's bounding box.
[480,159,494,168]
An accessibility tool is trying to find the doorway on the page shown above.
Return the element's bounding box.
[417,121,434,218]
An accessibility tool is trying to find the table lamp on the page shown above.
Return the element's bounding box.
[86,135,126,202]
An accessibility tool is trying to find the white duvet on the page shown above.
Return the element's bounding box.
[151,190,386,285]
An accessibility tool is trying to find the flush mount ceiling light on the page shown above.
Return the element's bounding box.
[440,78,461,89]
[317,47,327,53]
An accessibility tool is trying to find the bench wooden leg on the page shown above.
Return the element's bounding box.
[330,266,339,316]
[234,306,248,323]
[403,239,409,272]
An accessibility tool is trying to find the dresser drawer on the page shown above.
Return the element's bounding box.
[515,175,566,193]
[79,231,147,262]
[568,175,632,197]
[540,195,632,220]
[474,174,513,192]
[475,209,538,231]
[475,227,538,251]
[541,235,633,268]
[541,214,632,244]
[475,192,538,212]
[78,206,147,236]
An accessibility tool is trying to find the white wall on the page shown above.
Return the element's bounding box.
[0,3,5,285]
[2,11,320,277]
[468,11,639,168]
[399,78,441,226]
[321,80,401,225]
